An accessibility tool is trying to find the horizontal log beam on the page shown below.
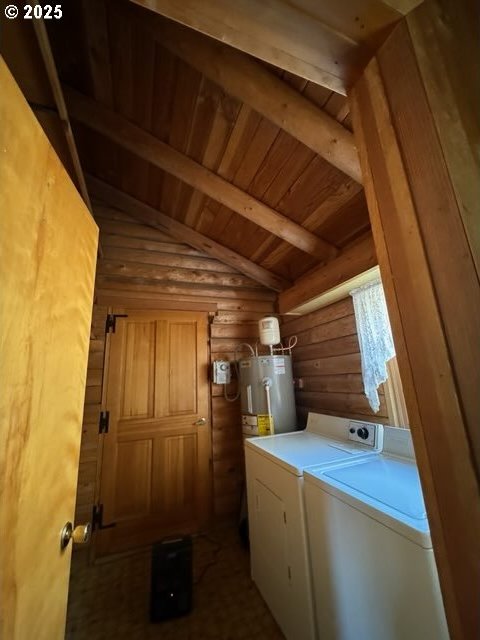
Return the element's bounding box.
[129,14,362,183]
[278,233,377,313]
[66,88,337,261]
[87,176,290,291]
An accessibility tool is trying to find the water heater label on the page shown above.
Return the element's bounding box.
[257,415,274,436]
[274,358,285,375]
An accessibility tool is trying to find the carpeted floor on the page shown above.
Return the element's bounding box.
[66,525,285,639]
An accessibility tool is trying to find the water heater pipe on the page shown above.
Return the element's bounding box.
[263,377,275,435]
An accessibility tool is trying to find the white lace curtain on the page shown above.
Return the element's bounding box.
[350,280,395,413]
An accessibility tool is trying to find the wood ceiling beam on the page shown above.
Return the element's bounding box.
[129,0,411,94]
[31,18,93,212]
[130,15,362,183]
[87,176,291,292]
[278,233,377,314]
[65,87,337,261]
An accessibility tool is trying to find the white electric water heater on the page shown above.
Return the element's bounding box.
[239,355,297,436]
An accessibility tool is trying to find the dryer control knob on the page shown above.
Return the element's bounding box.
[357,427,369,440]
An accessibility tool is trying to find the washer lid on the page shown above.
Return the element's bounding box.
[326,457,427,519]
[305,456,431,547]
[244,431,374,476]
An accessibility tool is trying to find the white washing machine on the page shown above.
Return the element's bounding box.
[304,427,449,640]
[244,413,383,640]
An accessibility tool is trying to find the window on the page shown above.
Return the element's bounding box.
[350,280,409,429]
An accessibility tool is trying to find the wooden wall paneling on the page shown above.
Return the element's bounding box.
[107,6,151,203]
[193,105,261,236]
[171,78,218,223]
[221,146,351,280]
[160,58,203,221]
[75,209,275,527]
[293,352,361,377]
[349,14,480,637]
[147,45,175,208]
[81,0,114,108]
[296,405,387,427]
[282,295,353,334]
[248,141,317,265]
[182,79,242,227]
[281,297,386,425]
[314,189,371,247]
[96,261,267,289]
[88,177,290,291]
[254,178,364,269]
[79,0,118,227]
[65,88,335,260]
[295,391,387,417]
[199,116,280,248]
[184,90,240,230]
[99,231,208,257]
[130,13,362,181]
[96,288,276,312]
[199,124,295,264]
[100,246,240,274]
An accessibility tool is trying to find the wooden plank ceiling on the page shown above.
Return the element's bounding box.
[48,0,372,286]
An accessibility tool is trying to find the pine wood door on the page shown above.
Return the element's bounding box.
[97,310,212,554]
[0,59,98,639]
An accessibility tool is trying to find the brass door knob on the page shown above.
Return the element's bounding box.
[60,521,91,550]
[194,417,206,426]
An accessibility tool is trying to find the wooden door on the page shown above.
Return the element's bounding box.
[97,310,211,554]
[0,59,98,640]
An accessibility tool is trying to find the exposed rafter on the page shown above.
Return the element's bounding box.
[129,0,411,94]
[31,18,92,212]
[87,176,291,292]
[65,87,338,260]
[122,11,362,183]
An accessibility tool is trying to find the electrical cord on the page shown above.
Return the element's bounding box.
[192,533,223,586]
[224,342,254,403]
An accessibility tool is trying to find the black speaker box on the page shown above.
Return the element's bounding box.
[150,535,193,623]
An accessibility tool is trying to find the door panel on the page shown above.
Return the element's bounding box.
[98,310,211,554]
[114,440,153,520]
[122,321,155,419]
[0,59,98,639]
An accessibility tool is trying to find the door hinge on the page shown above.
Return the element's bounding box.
[287,566,292,581]
[283,511,287,524]
[105,313,128,334]
[98,410,109,434]
[92,503,116,532]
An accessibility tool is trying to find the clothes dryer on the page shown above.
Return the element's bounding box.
[245,413,383,640]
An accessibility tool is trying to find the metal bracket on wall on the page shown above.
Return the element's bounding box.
[98,410,109,434]
[105,313,128,334]
[91,503,116,532]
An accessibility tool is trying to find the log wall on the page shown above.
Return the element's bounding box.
[75,206,275,527]
[282,297,388,426]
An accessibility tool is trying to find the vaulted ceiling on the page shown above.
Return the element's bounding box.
[3,0,417,294]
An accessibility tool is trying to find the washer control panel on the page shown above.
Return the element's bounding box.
[347,420,383,450]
